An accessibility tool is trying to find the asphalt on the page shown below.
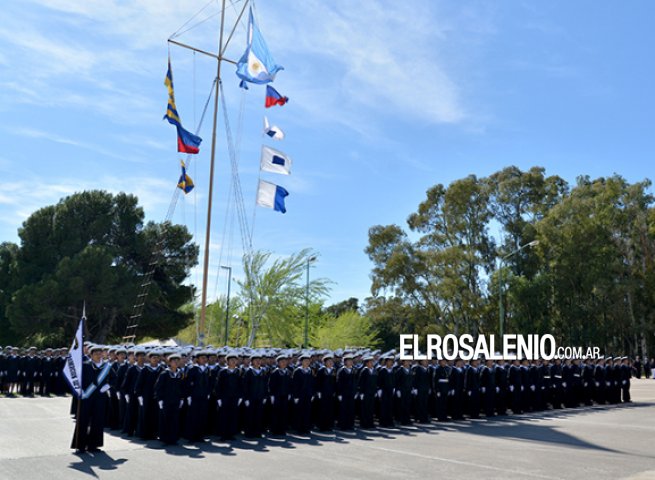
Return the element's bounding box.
[1,380,655,480]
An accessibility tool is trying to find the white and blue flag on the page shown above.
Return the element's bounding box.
[256,180,289,214]
[236,8,284,89]
[63,313,84,398]
[260,145,291,175]
[263,116,285,141]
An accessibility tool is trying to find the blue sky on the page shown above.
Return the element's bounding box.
[1,0,654,306]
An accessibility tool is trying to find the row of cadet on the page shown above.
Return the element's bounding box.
[38,343,639,451]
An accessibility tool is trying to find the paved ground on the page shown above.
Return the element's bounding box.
[1,380,655,480]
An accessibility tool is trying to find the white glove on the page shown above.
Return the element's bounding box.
[411,388,418,395]
[396,390,401,398]
[509,385,515,392]
[317,392,322,399]
[584,382,588,387]
[467,391,472,396]
[116,392,121,400]
[377,389,382,397]
[338,395,343,401]
[238,398,242,406]
[217,399,222,407]
[138,396,144,406]
[595,382,599,387]
[360,393,364,400]
[520,386,524,391]
[622,380,627,385]
[107,390,112,398]
[245,400,250,407]
[530,385,536,391]
[353,394,358,400]
[187,396,192,406]
[496,387,500,393]
[125,394,130,403]
[449,389,454,396]
[100,384,110,394]
[436,392,441,398]
[287,394,291,401]
[207,394,210,400]
[179,399,184,408]
[294,398,299,404]
[481,387,486,393]
[562,382,567,388]
[263,398,267,404]
[270,395,275,404]
[158,400,164,409]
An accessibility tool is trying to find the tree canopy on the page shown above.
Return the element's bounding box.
[366,167,655,356]
[0,190,198,346]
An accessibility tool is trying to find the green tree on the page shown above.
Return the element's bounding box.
[313,310,379,350]
[6,190,198,345]
[0,242,19,344]
[238,249,331,347]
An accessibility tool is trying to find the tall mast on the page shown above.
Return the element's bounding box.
[198,0,228,347]
[168,0,249,346]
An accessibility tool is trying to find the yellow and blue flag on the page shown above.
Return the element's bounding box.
[164,59,202,154]
[177,160,194,194]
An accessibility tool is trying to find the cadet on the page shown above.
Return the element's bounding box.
[154,353,184,445]
[394,358,413,425]
[508,358,523,414]
[315,354,336,431]
[215,351,242,440]
[358,355,378,428]
[449,358,465,420]
[291,353,314,434]
[432,358,450,421]
[620,357,631,403]
[183,350,210,442]
[465,357,481,418]
[336,354,356,430]
[479,358,496,417]
[268,354,292,435]
[243,352,267,438]
[495,359,508,416]
[120,347,145,436]
[71,345,111,454]
[135,350,162,440]
[411,359,431,424]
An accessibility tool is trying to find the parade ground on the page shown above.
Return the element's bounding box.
[0,380,653,480]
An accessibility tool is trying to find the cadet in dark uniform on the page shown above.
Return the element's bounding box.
[315,354,336,431]
[183,350,210,442]
[243,352,267,438]
[336,354,356,430]
[550,357,564,409]
[465,357,481,419]
[71,346,111,453]
[432,358,450,421]
[394,359,413,425]
[480,358,496,417]
[495,359,508,415]
[215,352,243,440]
[508,359,523,414]
[292,353,314,434]
[449,358,465,420]
[358,355,378,428]
[268,354,292,435]
[593,357,606,404]
[376,355,396,427]
[411,359,431,424]
[135,350,162,440]
[121,348,145,436]
[154,353,184,445]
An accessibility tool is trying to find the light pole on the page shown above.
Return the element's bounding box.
[221,265,232,346]
[304,255,317,348]
[498,240,539,338]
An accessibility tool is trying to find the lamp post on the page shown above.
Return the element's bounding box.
[304,255,317,348]
[221,265,232,346]
[498,240,539,338]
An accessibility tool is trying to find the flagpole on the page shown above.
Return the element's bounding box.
[72,305,85,451]
[198,0,229,347]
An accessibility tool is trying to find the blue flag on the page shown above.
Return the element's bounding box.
[236,8,283,89]
[256,180,289,213]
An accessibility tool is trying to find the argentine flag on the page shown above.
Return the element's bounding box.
[236,8,284,89]
[260,145,291,175]
[256,180,289,214]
